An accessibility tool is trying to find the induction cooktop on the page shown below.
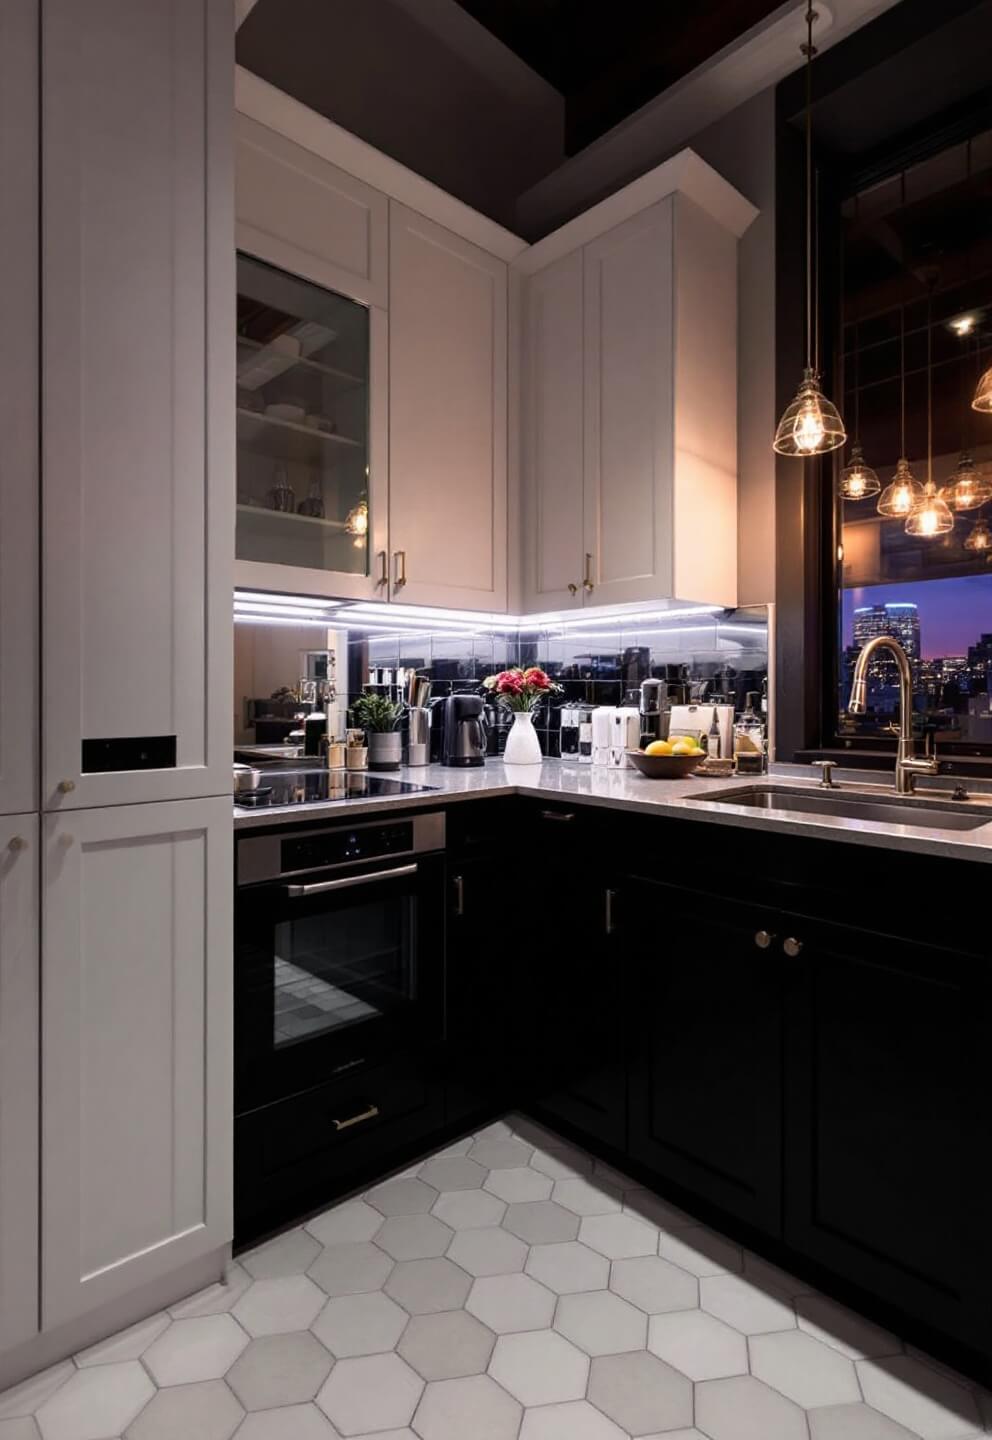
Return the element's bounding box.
[234,769,438,811]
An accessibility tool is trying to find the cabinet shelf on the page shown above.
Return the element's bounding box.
[236,335,365,391]
[237,408,363,462]
[236,503,350,534]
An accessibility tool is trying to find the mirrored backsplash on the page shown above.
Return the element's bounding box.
[234,605,769,757]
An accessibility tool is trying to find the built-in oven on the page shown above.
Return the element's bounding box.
[234,810,446,1242]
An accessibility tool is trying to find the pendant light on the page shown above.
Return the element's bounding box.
[945,450,992,511]
[838,319,880,498]
[963,517,991,552]
[773,7,846,457]
[906,283,954,538]
[877,301,924,517]
[973,362,992,412]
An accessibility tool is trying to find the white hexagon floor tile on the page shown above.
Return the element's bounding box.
[413,1374,521,1440]
[143,1315,249,1386]
[125,1379,244,1440]
[489,1330,589,1407]
[525,1241,610,1294]
[447,1226,528,1277]
[587,1350,693,1435]
[483,1167,552,1204]
[647,1309,748,1380]
[518,1398,629,1439]
[466,1274,556,1334]
[750,1329,861,1409]
[374,1213,454,1261]
[397,1309,495,1380]
[316,1352,423,1435]
[578,1211,658,1260]
[609,1255,699,1314]
[304,1200,383,1248]
[241,1228,322,1280]
[234,1404,342,1440]
[232,1275,327,1337]
[225,1332,332,1411]
[34,1362,155,1440]
[855,1355,983,1440]
[699,1273,796,1335]
[311,1290,409,1357]
[554,1289,647,1355]
[430,1188,506,1231]
[695,1374,809,1440]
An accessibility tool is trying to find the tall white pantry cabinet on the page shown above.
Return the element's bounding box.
[0,0,234,1382]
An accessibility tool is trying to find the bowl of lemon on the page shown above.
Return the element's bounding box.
[625,737,706,779]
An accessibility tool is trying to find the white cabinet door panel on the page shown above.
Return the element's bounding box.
[522,252,584,612]
[583,201,675,606]
[237,114,388,308]
[42,798,232,1328]
[389,203,507,611]
[0,814,39,1350]
[0,0,38,816]
[42,0,233,810]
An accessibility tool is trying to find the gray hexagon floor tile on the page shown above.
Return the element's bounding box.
[647,1309,748,1380]
[316,1352,423,1435]
[579,1212,658,1260]
[856,1355,983,1440]
[232,1275,327,1337]
[143,1315,249,1385]
[226,1332,332,1410]
[430,1189,506,1231]
[418,1157,488,1192]
[750,1329,861,1409]
[305,1201,383,1248]
[307,1242,394,1298]
[609,1255,698,1314]
[695,1375,809,1440]
[468,1137,533,1170]
[502,1200,579,1244]
[125,1380,244,1440]
[808,1403,923,1440]
[587,1350,693,1436]
[489,1330,589,1406]
[34,1363,155,1440]
[699,1273,796,1334]
[447,1226,528,1277]
[556,1289,647,1355]
[242,1228,323,1280]
[397,1309,495,1380]
[234,1404,342,1440]
[367,1177,438,1217]
[483,1167,552,1204]
[552,1176,623,1216]
[311,1291,409,1357]
[384,1257,472,1314]
[466,1274,556,1334]
[413,1374,521,1440]
[525,1241,610,1294]
[0,1422,40,1440]
[374,1213,453,1261]
[518,1399,629,1439]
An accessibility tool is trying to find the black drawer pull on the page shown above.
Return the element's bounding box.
[540,810,576,822]
[332,1103,380,1132]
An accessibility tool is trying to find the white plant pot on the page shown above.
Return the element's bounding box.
[503,710,543,765]
[368,731,402,770]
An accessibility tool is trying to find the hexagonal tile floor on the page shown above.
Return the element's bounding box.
[2,1115,990,1440]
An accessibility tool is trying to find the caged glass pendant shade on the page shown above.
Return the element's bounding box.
[973,363,992,413]
[945,451,992,510]
[905,479,954,537]
[963,517,992,552]
[838,443,880,499]
[877,457,924,517]
[773,369,846,456]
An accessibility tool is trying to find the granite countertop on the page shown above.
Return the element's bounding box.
[233,758,992,863]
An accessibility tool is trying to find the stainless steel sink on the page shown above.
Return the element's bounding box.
[690,784,992,832]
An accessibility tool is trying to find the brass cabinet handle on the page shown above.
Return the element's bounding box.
[376,550,388,588]
[453,874,465,917]
[567,582,579,596]
[783,936,804,958]
[58,833,74,849]
[7,836,27,853]
[583,553,595,592]
[57,779,76,794]
[393,550,407,588]
[754,930,775,949]
[332,1103,379,1132]
[540,810,576,822]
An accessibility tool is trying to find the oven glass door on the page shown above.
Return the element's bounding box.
[236,854,443,1112]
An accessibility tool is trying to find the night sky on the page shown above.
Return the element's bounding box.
[842,574,992,659]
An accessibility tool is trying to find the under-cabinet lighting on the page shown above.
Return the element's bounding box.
[234,615,339,629]
[234,589,340,610]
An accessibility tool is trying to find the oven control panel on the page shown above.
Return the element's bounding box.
[237,810,446,886]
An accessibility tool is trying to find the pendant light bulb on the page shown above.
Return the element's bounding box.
[774,369,846,456]
[963,517,992,551]
[877,458,923,517]
[972,363,992,413]
[838,449,880,500]
[945,452,992,510]
[345,499,369,538]
[905,480,954,538]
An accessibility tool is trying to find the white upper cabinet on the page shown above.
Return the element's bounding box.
[520,161,755,611]
[41,0,233,810]
[388,203,508,611]
[42,798,232,1328]
[236,114,388,309]
[0,0,38,816]
[0,814,39,1351]
[521,251,585,612]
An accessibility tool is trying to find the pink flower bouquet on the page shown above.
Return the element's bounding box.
[482,666,562,713]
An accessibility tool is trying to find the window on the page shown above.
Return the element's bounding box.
[834,129,992,754]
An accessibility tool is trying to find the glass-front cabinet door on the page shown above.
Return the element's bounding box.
[235,253,384,593]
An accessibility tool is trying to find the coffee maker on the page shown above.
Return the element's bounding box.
[639,669,691,747]
[439,694,487,767]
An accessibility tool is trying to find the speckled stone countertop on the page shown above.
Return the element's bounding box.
[233,759,992,864]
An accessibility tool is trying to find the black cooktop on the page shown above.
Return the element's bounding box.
[234,769,439,811]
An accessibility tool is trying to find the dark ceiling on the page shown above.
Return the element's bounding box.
[452,0,786,153]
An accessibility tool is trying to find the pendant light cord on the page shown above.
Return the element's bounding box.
[899,301,906,458]
[802,7,817,374]
[926,281,934,485]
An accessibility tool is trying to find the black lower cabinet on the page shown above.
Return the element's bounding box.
[783,913,992,1357]
[625,879,783,1237]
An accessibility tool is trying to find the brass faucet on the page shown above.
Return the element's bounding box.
[848,635,939,795]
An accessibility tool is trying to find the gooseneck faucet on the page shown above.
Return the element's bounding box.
[848,635,939,794]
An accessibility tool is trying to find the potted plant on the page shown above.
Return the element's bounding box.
[482,666,561,765]
[350,691,405,770]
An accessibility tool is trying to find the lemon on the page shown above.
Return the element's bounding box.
[645,739,674,756]
[670,739,694,756]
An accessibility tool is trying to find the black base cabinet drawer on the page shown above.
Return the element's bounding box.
[235,1055,444,1246]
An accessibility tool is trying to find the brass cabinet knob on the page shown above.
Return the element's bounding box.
[567,582,578,596]
[583,553,595,592]
[7,836,27,852]
[754,930,775,949]
[58,833,74,849]
[783,936,803,958]
[57,779,76,794]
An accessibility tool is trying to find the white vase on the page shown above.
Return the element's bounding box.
[504,710,543,765]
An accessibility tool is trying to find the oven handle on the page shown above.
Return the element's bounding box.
[284,862,419,898]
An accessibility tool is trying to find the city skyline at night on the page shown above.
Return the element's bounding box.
[842,574,992,660]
